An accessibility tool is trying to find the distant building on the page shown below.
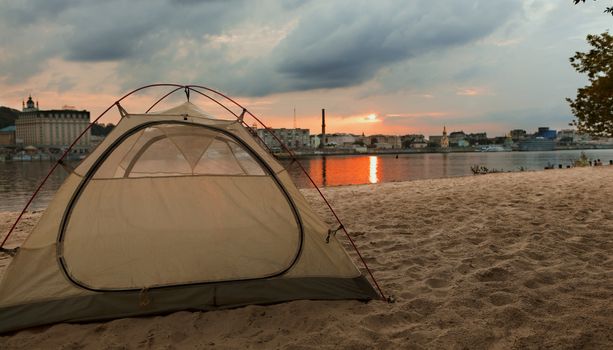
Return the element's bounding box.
[457,139,470,147]
[0,126,16,146]
[448,130,465,142]
[449,130,468,147]
[255,127,310,151]
[428,127,450,148]
[466,132,488,145]
[400,134,426,148]
[440,126,449,149]
[493,136,508,144]
[368,134,401,149]
[510,129,527,141]
[518,138,555,151]
[504,133,514,148]
[536,127,556,140]
[326,133,357,148]
[428,135,442,146]
[15,96,91,153]
[556,129,579,143]
[310,135,321,149]
[410,141,428,149]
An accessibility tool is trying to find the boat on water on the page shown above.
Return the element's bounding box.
[477,145,509,152]
[8,151,53,161]
[12,153,32,161]
[518,137,555,151]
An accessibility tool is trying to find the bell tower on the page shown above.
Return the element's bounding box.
[440,126,449,149]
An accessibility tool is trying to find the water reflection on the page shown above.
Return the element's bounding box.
[283,149,613,189]
[0,161,70,212]
[322,156,327,187]
[369,156,378,184]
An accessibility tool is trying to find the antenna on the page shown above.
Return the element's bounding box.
[293,107,297,129]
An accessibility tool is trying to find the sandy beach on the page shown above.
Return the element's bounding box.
[1,167,612,349]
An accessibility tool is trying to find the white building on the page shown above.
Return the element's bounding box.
[326,133,357,148]
[15,96,91,153]
[255,128,310,151]
[368,134,401,149]
[310,135,321,149]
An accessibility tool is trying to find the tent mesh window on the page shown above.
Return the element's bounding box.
[93,124,266,179]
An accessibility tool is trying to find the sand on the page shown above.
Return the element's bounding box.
[1,167,612,349]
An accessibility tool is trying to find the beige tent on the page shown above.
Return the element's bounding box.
[0,102,378,333]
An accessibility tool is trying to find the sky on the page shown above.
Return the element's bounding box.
[0,0,610,137]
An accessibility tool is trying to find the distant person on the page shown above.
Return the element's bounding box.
[597,159,602,166]
[589,160,593,166]
[610,160,613,165]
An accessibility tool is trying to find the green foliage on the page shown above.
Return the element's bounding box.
[0,107,19,129]
[91,123,116,136]
[574,151,590,167]
[566,32,613,136]
[573,0,613,15]
[470,165,504,175]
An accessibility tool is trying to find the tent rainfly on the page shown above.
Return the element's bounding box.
[0,93,379,333]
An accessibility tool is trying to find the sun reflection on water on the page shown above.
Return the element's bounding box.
[369,156,378,184]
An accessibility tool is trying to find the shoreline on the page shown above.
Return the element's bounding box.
[4,145,612,162]
[1,167,612,348]
[274,145,613,159]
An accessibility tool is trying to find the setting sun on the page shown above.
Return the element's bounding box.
[366,113,377,121]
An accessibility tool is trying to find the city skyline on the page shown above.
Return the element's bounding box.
[0,1,610,137]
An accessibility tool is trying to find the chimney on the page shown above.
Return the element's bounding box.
[320,108,326,149]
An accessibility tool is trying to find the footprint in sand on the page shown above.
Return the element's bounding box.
[476,267,511,282]
[523,279,541,289]
[488,292,515,306]
[425,278,450,288]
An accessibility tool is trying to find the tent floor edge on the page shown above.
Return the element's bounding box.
[0,275,378,334]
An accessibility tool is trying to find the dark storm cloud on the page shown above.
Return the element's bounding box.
[0,0,76,26]
[0,0,521,96]
[61,0,242,62]
[0,0,247,82]
[263,0,521,95]
[65,21,152,62]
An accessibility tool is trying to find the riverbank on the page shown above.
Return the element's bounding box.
[275,144,613,159]
[1,166,612,348]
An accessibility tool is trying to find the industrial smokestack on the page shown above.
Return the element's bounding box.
[320,108,326,149]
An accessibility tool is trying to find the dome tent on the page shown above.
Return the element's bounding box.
[0,85,380,333]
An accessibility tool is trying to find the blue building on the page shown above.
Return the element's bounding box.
[536,127,556,140]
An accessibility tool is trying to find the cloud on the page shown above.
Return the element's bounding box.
[0,0,521,96]
[456,87,494,96]
[255,0,521,95]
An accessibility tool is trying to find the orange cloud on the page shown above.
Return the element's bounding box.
[456,87,494,96]
[384,112,449,118]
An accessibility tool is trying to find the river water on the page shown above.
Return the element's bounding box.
[1,149,612,212]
